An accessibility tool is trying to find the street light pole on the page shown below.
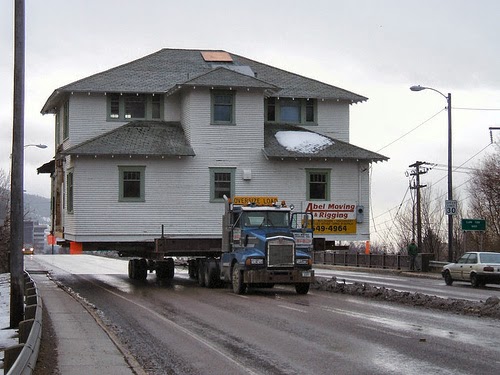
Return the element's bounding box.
[410,85,453,262]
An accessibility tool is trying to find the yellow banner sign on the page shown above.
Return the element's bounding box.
[233,196,279,206]
[314,219,357,234]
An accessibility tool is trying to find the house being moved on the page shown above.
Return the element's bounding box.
[38,49,388,253]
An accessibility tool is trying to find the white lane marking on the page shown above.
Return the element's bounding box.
[277,305,308,313]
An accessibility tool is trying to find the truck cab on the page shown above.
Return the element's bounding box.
[220,196,314,294]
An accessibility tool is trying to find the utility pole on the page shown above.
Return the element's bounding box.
[409,161,428,253]
[10,0,25,328]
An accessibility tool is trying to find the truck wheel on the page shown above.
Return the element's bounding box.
[232,264,246,294]
[204,259,220,288]
[295,283,310,295]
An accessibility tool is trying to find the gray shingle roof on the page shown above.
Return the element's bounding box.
[41,48,367,113]
[61,121,195,157]
[263,123,388,162]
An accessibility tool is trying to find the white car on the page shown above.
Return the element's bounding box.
[442,251,500,287]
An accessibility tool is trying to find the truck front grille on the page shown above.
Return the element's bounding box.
[267,237,295,267]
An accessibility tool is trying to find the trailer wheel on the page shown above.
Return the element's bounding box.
[197,260,206,287]
[156,259,175,281]
[128,259,135,279]
[188,260,197,279]
[136,259,148,280]
[232,264,246,294]
[295,283,310,295]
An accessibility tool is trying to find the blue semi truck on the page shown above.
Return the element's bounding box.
[135,196,315,294]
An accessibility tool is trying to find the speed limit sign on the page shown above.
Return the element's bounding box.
[445,200,457,215]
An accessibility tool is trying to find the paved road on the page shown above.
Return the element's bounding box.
[27,255,500,375]
[314,267,500,302]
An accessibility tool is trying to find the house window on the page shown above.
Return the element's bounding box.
[307,169,330,200]
[280,98,301,122]
[67,170,74,213]
[63,101,69,140]
[108,94,163,121]
[110,94,120,118]
[55,113,61,144]
[152,95,161,119]
[267,97,276,121]
[124,94,146,119]
[210,167,235,202]
[119,166,145,202]
[212,90,235,124]
[67,171,74,213]
[266,97,316,124]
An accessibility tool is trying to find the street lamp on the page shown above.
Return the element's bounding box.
[24,143,47,149]
[410,85,453,262]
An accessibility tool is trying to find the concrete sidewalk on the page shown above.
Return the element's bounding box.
[26,260,140,375]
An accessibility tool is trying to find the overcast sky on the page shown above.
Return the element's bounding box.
[1,0,499,244]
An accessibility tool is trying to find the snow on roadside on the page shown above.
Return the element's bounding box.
[0,273,19,372]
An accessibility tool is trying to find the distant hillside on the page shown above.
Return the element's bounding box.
[24,193,51,222]
[0,190,51,225]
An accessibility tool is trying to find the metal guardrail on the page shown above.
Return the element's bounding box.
[4,272,43,375]
[312,251,440,272]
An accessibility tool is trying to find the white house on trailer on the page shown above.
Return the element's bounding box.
[38,48,388,253]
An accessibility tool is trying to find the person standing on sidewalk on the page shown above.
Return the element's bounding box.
[407,239,418,271]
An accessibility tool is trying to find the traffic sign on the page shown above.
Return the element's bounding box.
[445,200,457,215]
[461,219,486,231]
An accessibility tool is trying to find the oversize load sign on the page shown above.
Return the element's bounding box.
[305,202,357,234]
[233,196,278,206]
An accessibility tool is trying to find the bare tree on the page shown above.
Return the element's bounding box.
[0,168,10,272]
[466,145,500,250]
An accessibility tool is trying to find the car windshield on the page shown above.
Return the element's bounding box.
[479,253,500,264]
[243,211,289,228]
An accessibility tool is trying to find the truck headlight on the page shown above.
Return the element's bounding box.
[246,258,264,266]
[296,258,311,265]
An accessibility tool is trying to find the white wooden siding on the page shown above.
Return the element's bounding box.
[315,100,350,142]
[62,88,371,243]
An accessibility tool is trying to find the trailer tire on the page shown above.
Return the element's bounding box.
[136,259,148,280]
[156,259,175,281]
[232,264,246,294]
[128,259,135,279]
[295,283,310,295]
[188,260,197,279]
[198,260,206,287]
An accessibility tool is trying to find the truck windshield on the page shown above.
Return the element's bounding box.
[243,211,290,228]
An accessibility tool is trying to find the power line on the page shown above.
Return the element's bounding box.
[454,107,500,111]
[376,108,445,153]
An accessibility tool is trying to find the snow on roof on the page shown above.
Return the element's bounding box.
[275,131,334,154]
